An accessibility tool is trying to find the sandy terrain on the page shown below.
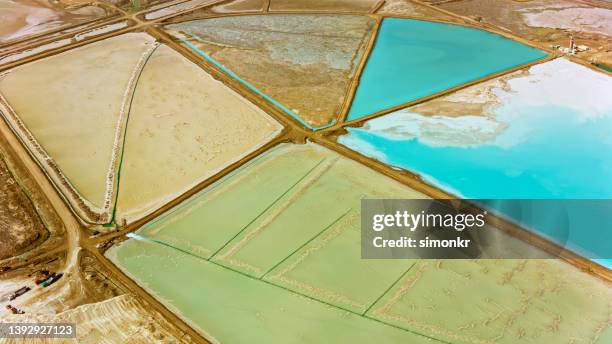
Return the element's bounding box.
[114,44,282,223]
[0,249,196,343]
[408,69,523,118]
[1,294,193,344]
[0,33,158,224]
[436,0,612,66]
[0,0,108,43]
[168,15,375,127]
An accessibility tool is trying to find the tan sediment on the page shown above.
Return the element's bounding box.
[101,41,161,221]
[93,29,310,239]
[408,68,527,118]
[166,14,376,127]
[1,295,194,344]
[0,33,158,224]
[0,96,78,282]
[0,39,209,340]
[371,0,385,13]
[114,44,282,223]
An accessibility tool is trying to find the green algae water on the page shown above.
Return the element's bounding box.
[347,18,547,121]
[106,238,432,344]
[107,144,437,344]
[340,59,612,268]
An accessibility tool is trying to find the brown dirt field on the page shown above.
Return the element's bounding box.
[0,157,47,261]
[0,134,64,268]
[167,14,376,127]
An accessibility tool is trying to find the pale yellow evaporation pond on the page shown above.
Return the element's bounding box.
[114,44,282,223]
[0,33,157,211]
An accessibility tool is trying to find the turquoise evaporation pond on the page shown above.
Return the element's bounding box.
[347,18,547,121]
[340,105,612,268]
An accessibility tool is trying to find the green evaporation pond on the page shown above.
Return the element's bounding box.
[347,18,547,121]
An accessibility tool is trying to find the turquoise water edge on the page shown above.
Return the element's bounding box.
[347,18,547,121]
[340,59,612,267]
[341,109,612,267]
